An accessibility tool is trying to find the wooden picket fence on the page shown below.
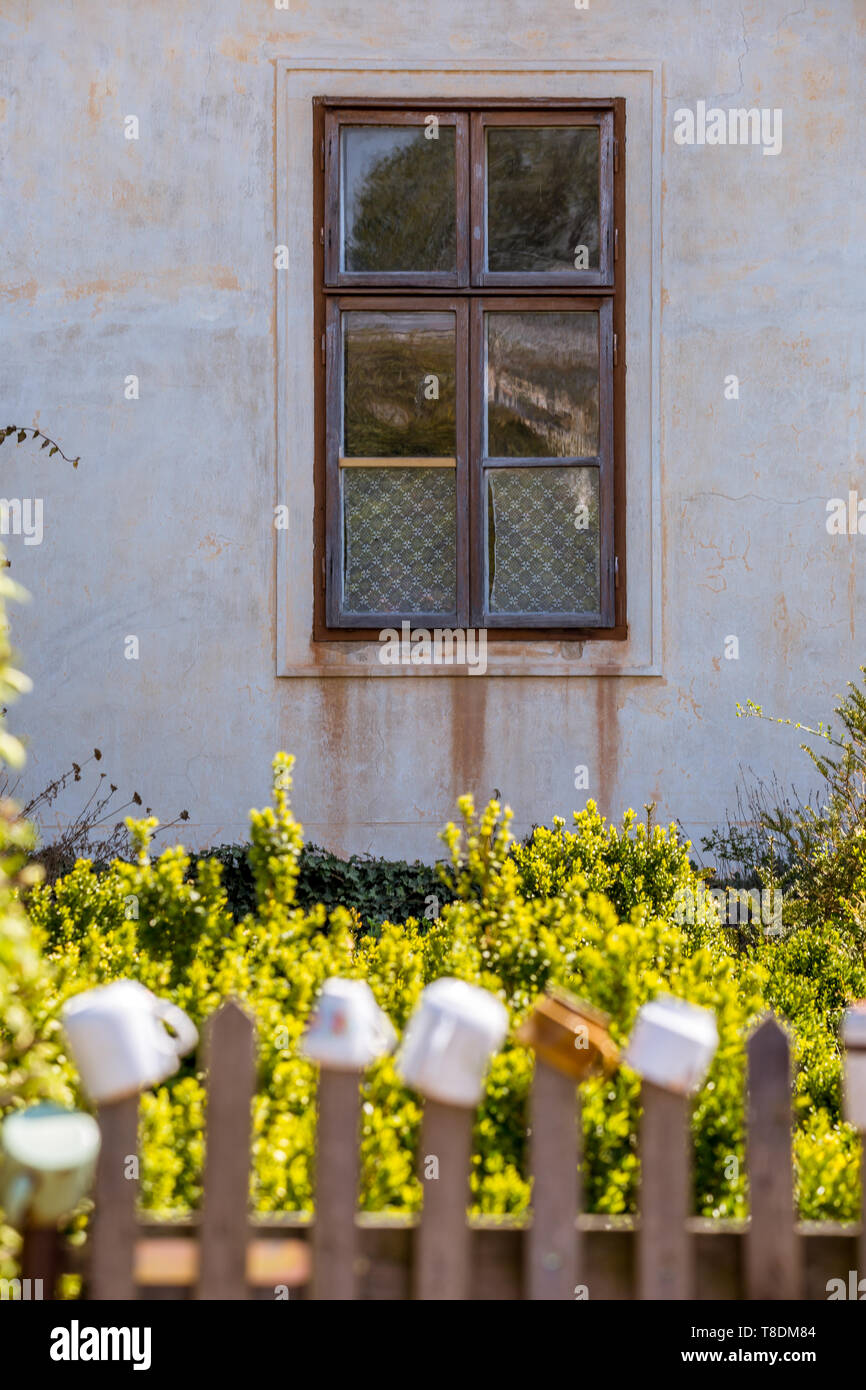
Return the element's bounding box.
[17,1001,866,1300]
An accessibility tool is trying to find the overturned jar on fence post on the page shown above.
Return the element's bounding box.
[396,977,509,1107]
[516,985,620,1081]
[0,1104,101,1228]
[623,994,719,1094]
[300,977,397,1070]
[61,980,199,1104]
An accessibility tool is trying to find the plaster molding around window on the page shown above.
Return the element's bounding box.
[275,60,662,678]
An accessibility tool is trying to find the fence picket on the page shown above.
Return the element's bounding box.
[638,1082,692,1299]
[526,1059,580,1300]
[746,1015,801,1299]
[20,1226,61,1300]
[88,1094,139,1300]
[414,1100,474,1300]
[196,1000,256,1299]
[312,1068,362,1299]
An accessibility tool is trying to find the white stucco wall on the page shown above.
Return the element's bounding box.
[0,0,862,860]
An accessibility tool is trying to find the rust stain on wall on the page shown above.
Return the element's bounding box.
[87,80,115,121]
[1,279,38,303]
[677,680,701,720]
[61,266,241,308]
[802,66,843,100]
[448,675,488,807]
[198,533,230,558]
[110,179,139,211]
[263,32,307,47]
[593,676,620,820]
[771,590,807,656]
[220,36,260,65]
[310,677,352,849]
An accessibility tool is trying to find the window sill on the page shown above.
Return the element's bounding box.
[278,631,664,679]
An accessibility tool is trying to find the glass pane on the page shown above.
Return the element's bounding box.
[487,467,600,615]
[344,311,456,458]
[486,312,599,458]
[343,467,456,614]
[486,126,600,273]
[342,125,456,273]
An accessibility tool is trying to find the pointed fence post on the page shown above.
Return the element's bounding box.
[414,1099,475,1301]
[746,1015,802,1299]
[196,1000,256,1299]
[624,995,718,1301]
[20,1225,60,1300]
[303,978,397,1300]
[841,1003,866,1282]
[638,1081,693,1299]
[516,989,618,1301]
[398,979,508,1301]
[312,1068,363,1300]
[88,1095,139,1300]
[526,1061,581,1300]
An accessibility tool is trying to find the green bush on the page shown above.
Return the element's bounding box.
[511,803,721,950]
[20,771,864,1223]
[187,842,454,932]
[704,668,866,937]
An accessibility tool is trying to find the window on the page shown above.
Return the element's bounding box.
[314,99,626,639]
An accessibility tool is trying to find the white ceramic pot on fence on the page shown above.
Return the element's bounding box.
[301,978,397,1069]
[61,980,199,1104]
[623,994,719,1095]
[0,1103,101,1227]
[396,977,509,1107]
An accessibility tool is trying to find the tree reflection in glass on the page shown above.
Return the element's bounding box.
[485,311,599,459]
[342,126,457,274]
[343,311,456,457]
[486,127,600,273]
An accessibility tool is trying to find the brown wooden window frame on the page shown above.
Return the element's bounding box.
[313,96,627,642]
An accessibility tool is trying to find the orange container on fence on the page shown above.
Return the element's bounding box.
[516,985,620,1081]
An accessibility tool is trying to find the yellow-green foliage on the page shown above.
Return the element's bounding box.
[19,763,866,1223]
[511,804,723,949]
[0,564,76,1274]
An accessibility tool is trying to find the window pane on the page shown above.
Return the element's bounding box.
[343,467,456,614]
[486,127,600,273]
[342,126,456,273]
[486,311,599,458]
[344,311,456,458]
[487,467,599,614]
